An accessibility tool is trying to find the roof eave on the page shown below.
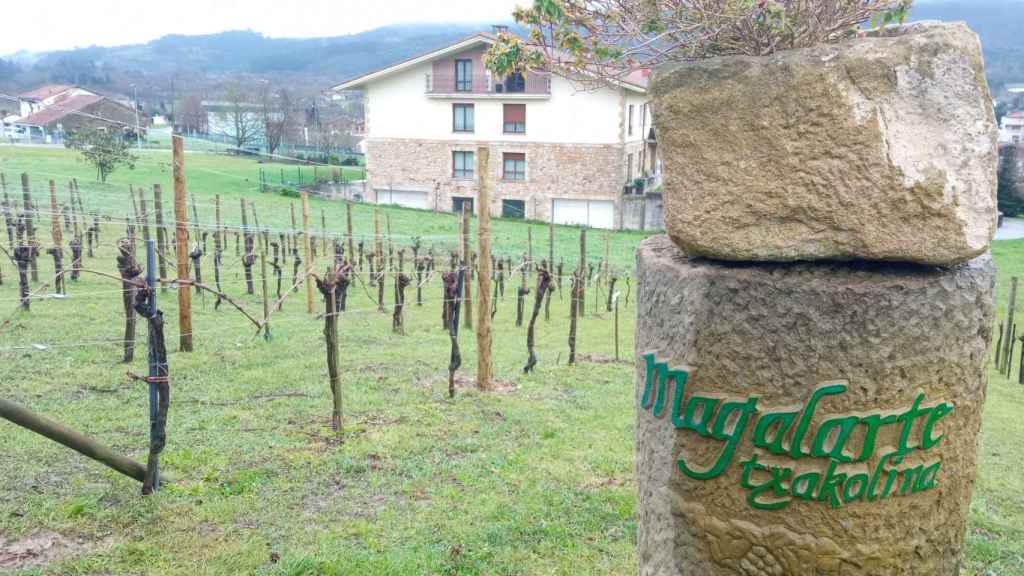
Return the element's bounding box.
[333,34,495,91]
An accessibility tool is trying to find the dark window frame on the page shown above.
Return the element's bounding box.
[502,199,526,219]
[628,104,635,136]
[452,150,475,179]
[455,59,473,92]
[503,153,526,181]
[453,103,474,133]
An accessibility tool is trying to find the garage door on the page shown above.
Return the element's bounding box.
[376,189,429,209]
[552,199,615,229]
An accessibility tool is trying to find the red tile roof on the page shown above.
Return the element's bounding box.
[19,84,76,101]
[14,94,104,127]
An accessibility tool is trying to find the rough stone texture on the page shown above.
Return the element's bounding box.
[636,235,995,576]
[649,22,998,266]
[366,138,626,222]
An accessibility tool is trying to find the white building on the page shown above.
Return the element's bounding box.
[1001,111,1024,146]
[333,32,661,229]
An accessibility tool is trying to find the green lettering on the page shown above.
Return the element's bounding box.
[815,459,847,509]
[853,414,899,462]
[896,394,931,455]
[681,396,720,436]
[914,462,941,492]
[753,411,798,455]
[921,404,953,450]
[791,471,820,501]
[790,384,846,460]
[740,455,792,511]
[676,397,759,481]
[867,451,903,501]
[898,465,924,496]
[811,415,860,463]
[842,473,869,504]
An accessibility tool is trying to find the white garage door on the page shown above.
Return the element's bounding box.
[552,199,615,229]
[376,189,429,209]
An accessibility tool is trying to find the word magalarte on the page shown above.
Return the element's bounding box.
[641,354,953,510]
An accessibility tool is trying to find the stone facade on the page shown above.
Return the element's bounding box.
[366,137,626,222]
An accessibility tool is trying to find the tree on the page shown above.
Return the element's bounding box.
[64,128,137,183]
[215,83,262,151]
[485,0,913,83]
[176,94,207,135]
[998,145,1024,217]
[258,84,293,157]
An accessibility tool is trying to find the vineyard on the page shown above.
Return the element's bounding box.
[0,144,1022,575]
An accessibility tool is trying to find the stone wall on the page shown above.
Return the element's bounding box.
[366,137,625,222]
[622,194,665,230]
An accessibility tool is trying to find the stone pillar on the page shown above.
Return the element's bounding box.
[636,237,995,575]
[638,20,999,575]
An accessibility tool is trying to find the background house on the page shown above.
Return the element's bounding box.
[334,30,663,230]
[4,84,144,143]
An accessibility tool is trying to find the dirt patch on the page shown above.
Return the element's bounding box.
[0,530,89,571]
[443,374,518,394]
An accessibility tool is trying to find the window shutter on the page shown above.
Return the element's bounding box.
[504,152,525,161]
[503,104,526,124]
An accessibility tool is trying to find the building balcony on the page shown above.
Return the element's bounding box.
[425,72,551,99]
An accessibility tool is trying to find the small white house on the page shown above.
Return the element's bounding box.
[1000,111,1024,146]
[333,31,661,229]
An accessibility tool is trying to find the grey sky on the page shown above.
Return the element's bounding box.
[0,0,522,56]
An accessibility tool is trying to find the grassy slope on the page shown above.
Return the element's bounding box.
[0,146,1020,575]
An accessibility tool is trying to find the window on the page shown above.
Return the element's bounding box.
[503,104,526,134]
[503,152,526,181]
[452,151,474,179]
[505,72,525,93]
[453,197,474,214]
[453,104,474,132]
[455,59,472,92]
[627,153,634,182]
[502,199,526,219]
[628,104,635,136]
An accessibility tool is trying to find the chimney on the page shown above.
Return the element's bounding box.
[492,25,509,35]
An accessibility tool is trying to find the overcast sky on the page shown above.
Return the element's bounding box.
[0,0,523,56]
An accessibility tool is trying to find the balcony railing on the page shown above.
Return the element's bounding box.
[425,72,551,96]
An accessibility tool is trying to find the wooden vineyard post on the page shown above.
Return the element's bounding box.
[568,272,580,365]
[172,135,193,352]
[47,179,64,294]
[476,146,493,390]
[578,228,586,318]
[374,208,385,312]
[613,291,620,362]
[1,173,12,254]
[153,185,168,290]
[213,194,223,307]
[260,253,271,341]
[301,192,315,314]
[346,202,354,265]
[21,173,38,282]
[0,398,150,484]
[527,226,533,270]
[321,208,328,255]
[547,215,554,320]
[462,203,473,330]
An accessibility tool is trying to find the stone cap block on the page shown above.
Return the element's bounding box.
[650,21,998,266]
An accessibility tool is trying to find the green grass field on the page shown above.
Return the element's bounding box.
[0,145,1021,575]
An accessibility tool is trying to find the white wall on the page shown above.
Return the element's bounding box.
[365,61,637,145]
